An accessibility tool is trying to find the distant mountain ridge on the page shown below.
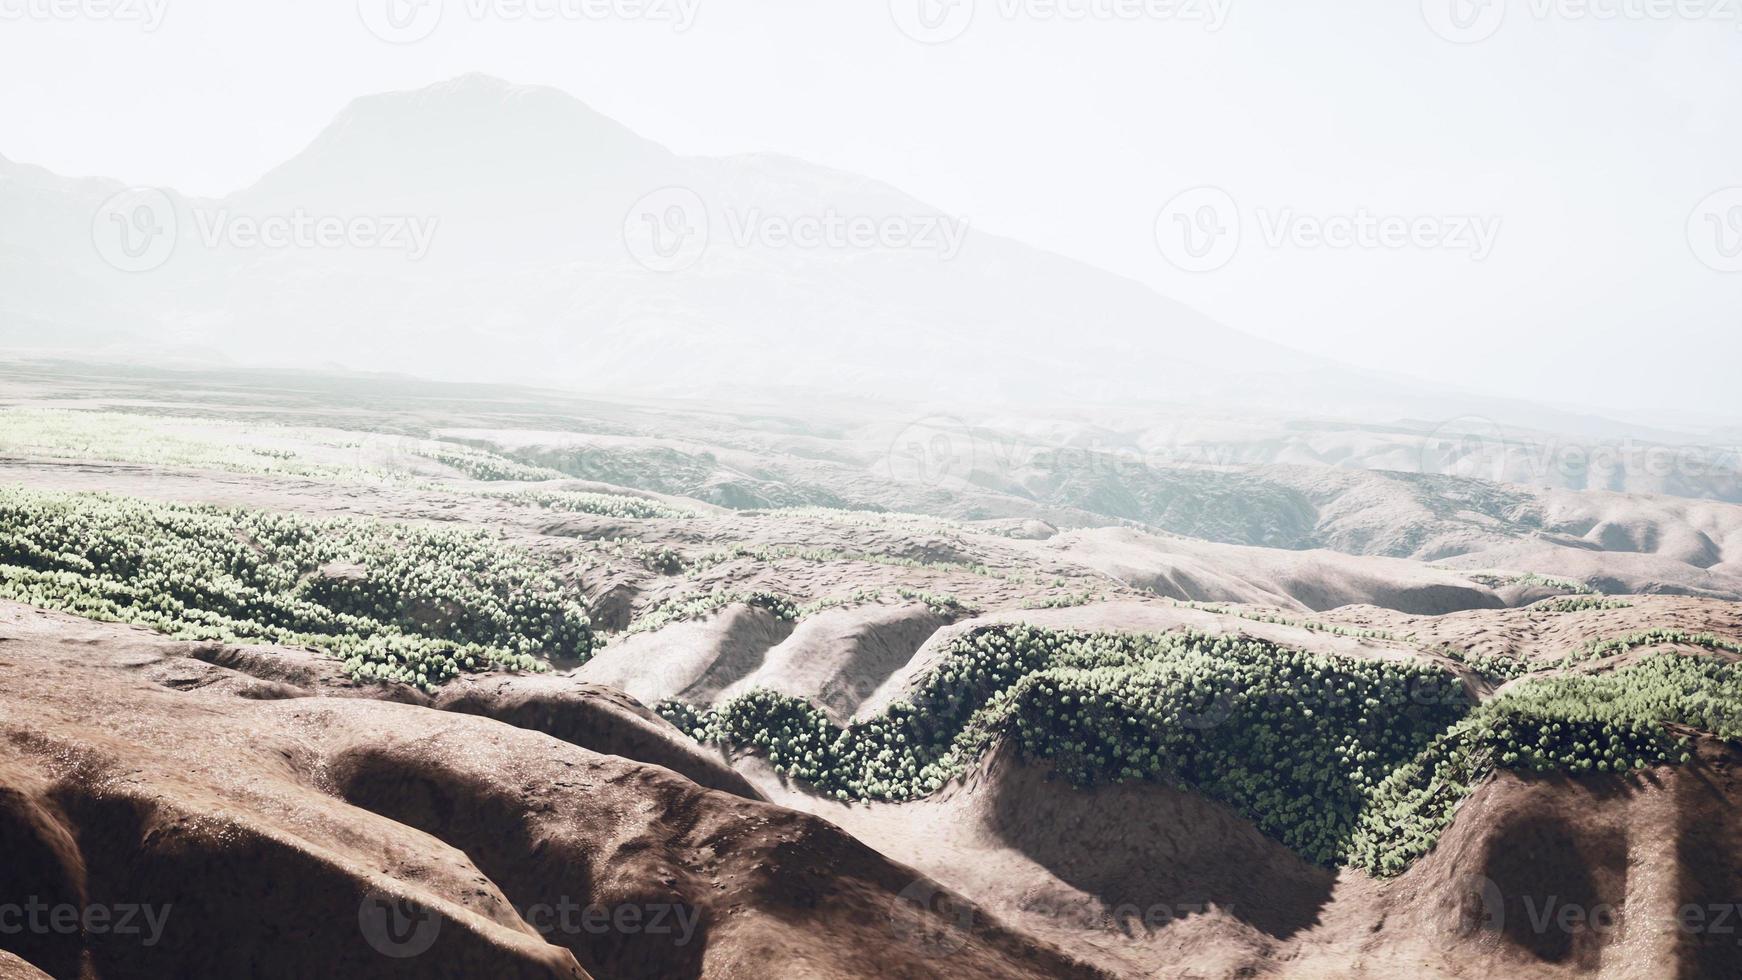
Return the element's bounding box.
[0,74,1718,444]
[0,75,1356,404]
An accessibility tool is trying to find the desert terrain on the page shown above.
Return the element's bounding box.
[0,359,1738,978]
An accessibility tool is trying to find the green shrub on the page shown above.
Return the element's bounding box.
[664,622,1742,875]
[482,488,694,521]
[684,543,996,579]
[1564,628,1742,665]
[1019,591,1100,609]
[416,446,566,482]
[1350,654,1734,874]
[1429,644,1532,682]
[625,588,799,635]
[0,486,596,691]
[1467,571,1596,595]
[663,624,1469,866]
[1176,601,1402,641]
[1535,596,1633,613]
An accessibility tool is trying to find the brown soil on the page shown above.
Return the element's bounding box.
[0,603,1102,980]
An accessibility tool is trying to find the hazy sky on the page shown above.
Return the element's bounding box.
[2,0,1739,422]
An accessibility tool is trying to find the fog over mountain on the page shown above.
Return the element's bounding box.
[0,74,1631,430]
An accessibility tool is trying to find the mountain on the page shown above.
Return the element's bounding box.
[0,75,1361,408]
[0,73,1727,442]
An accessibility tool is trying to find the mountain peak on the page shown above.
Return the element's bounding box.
[341,73,614,123]
[235,75,672,205]
[432,71,517,91]
[390,72,571,109]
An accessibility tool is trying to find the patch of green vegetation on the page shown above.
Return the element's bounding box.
[0,406,572,492]
[663,624,1469,867]
[0,407,358,479]
[1535,596,1634,614]
[585,537,695,575]
[1019,591,1101,609]
[663,622,1742,875]
[795,587,977,620]
[1027,454,1321,550]
[0,485,595,692]
[1350,654,1732,874]
[1395,474,1546,536]
[892,586,979,616]
[1175,601,1403,642]
[624,583,979,636]
[793,589,889,619]
[625,588,799,635]
[416,445,566,482]
[481,488,695,520]
[1466,571,1596,595]
[684,542,995,578]
[636,545,690,576]
[1429,644,1532,682]
[1560,628,1742,666]
[767,506,968,534]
